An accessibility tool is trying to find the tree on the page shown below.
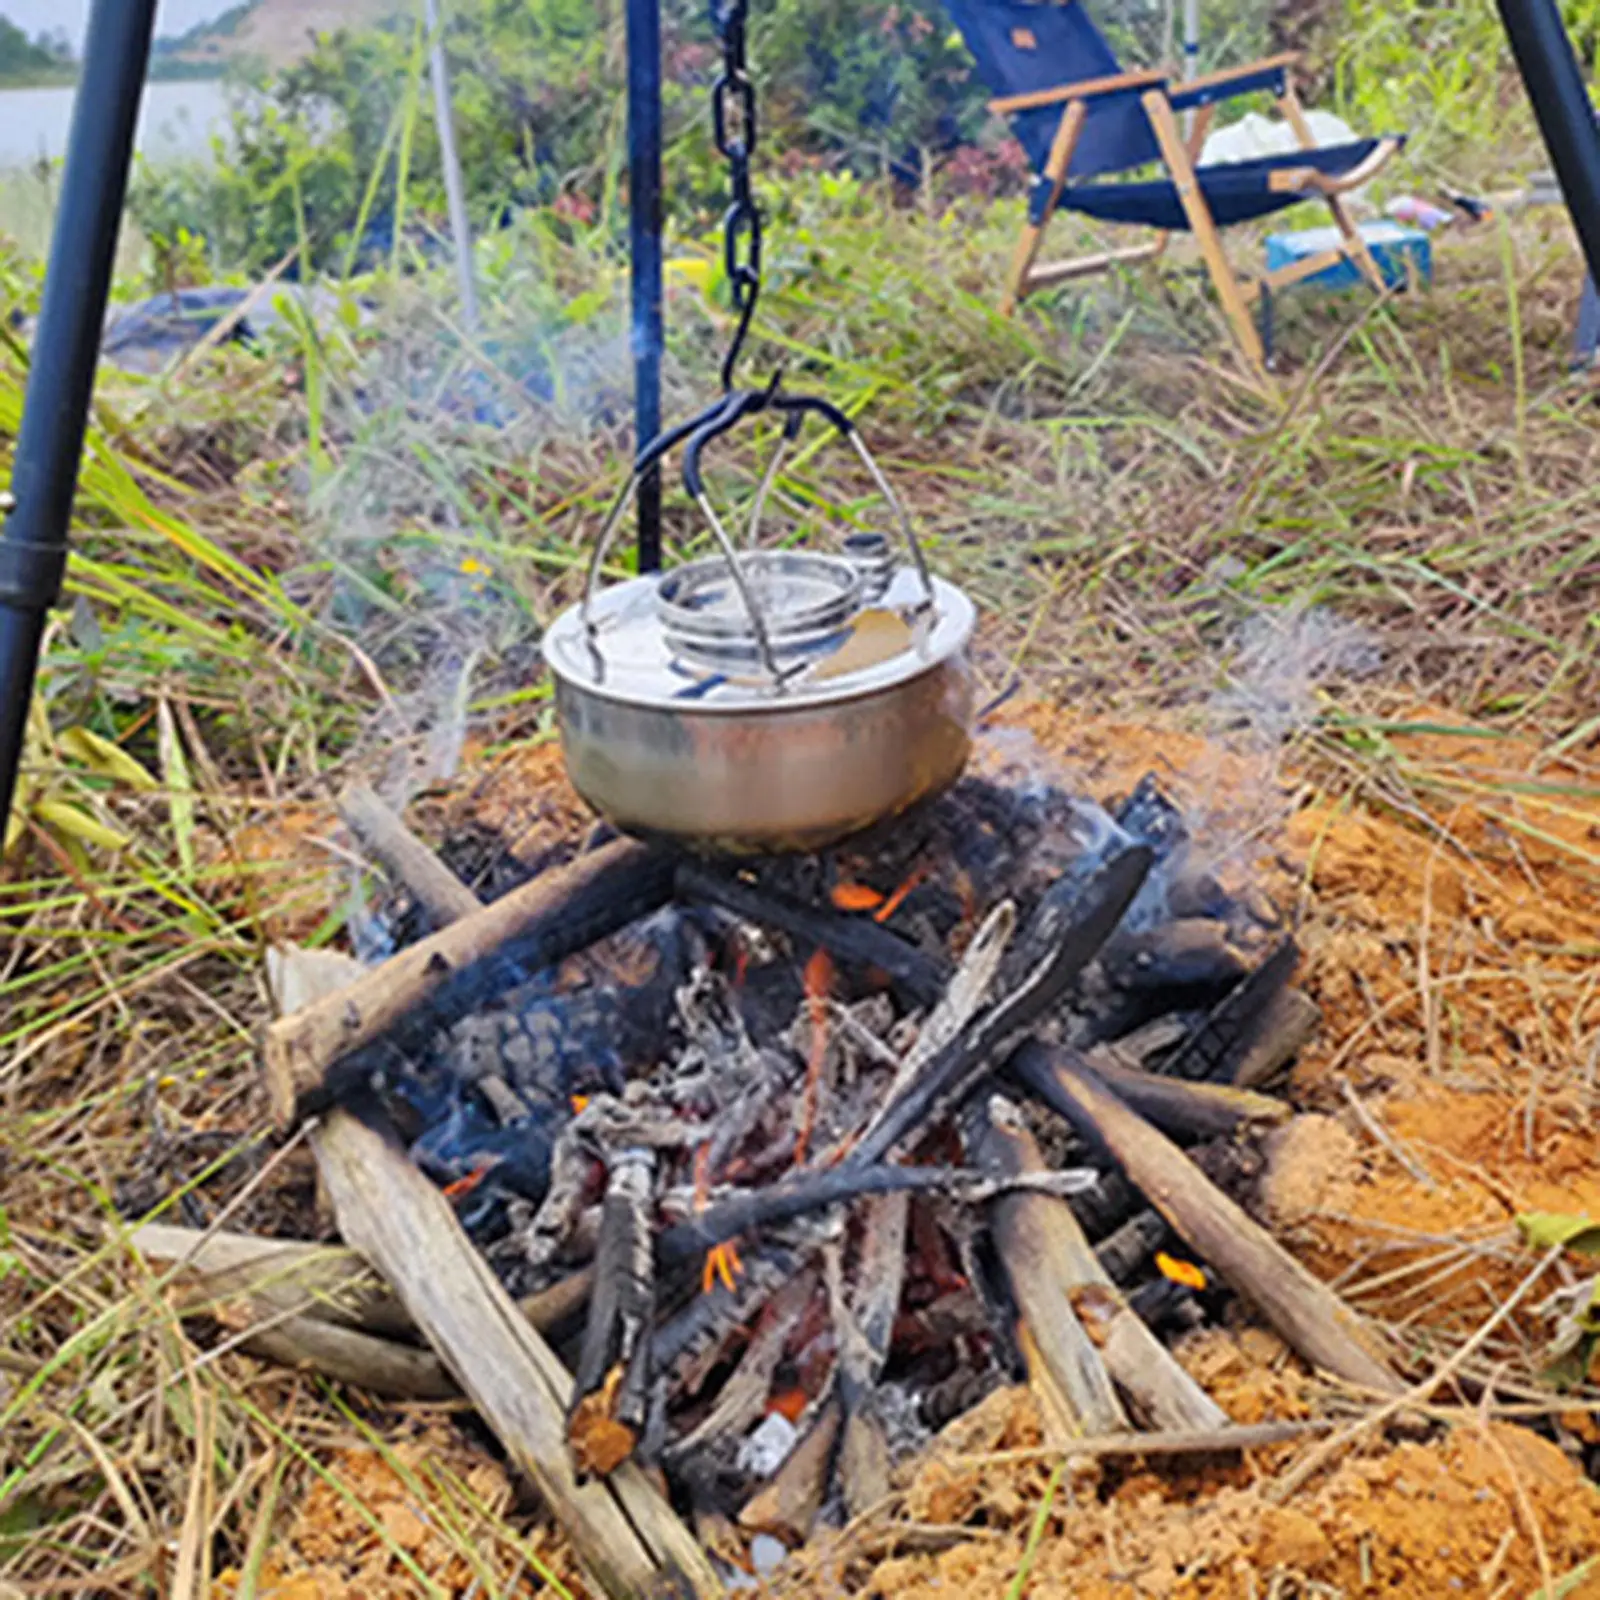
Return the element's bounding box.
[0,13,65,82]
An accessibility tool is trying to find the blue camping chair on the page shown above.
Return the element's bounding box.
[945,0,1404,375]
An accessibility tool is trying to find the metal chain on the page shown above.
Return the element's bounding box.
[711,0,761,390]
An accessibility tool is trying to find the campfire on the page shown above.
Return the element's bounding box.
[122,746,1415,1598]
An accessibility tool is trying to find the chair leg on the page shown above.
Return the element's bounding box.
[1002,224,1046,316]
[1186,103,1215,163]
[1279,86,1387,295]
[1142,89,1269,380]
[1001,100,1087,315]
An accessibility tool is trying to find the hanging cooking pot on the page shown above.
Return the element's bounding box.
[541,388,976,854]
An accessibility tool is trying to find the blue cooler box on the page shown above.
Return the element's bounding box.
[1264,220,1432,292]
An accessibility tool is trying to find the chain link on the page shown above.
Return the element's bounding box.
[711,0,761,390]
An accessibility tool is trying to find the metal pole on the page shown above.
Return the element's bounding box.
[626,0,665,573]
[1181,0,1200,138]
[1496,0,1600,287]
[0,0,156,837]
[423,0,480,332]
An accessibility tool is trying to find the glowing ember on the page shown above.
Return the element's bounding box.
[767,1387,809,1424]
[1155,1251,1208,1292]
[873,867,926,924]
[830,881,886,913]
[441,1160,499,1200]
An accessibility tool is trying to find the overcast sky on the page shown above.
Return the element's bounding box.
[1,1,238,45]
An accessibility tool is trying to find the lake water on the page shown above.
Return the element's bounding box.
[0,80,230,169]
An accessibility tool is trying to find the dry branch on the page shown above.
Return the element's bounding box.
[568,1147,658,1477]
[338,781,483,925]
[1012,1043,1402,1396]
[1232,987,1322,1089]
[262,837,674,1130]
[967,1095,1225,1434]
[270,945,720,1600]
[237,1313,458,1400]
[1084,1053,1290,1141]
[130,1223,410,1336]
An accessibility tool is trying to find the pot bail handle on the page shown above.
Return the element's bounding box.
[578,394,743,676]
[683,391,939,617]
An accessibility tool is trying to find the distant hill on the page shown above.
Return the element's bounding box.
[0,12,74,86]
[158,0,402,71]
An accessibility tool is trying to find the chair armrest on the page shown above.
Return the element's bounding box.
[989,68,1168,115]
[1264,137,1403,194]
[1167,51,1300,111]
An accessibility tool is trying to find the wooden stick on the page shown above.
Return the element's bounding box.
[130,1222,411,1337]
[336,782,531,1124]
[832,1196,908,1518]
[1012,1043,1402,1396]
[135,1220,594,1341]
[262,838,674,1131]
[1161,939,1299,1083]
[338,781,482,925]
[272,946,720,1600]
[239,1313,458,1400]
[131,1222,456,1398]
[739,1393,843,1546]
[1232,988,1321,1089]
[940,1417,1330,1466]
[567,1148,657,1478]
[965,1095,1125,1440]
[968,1095,1225,1435]
[316,1112,718,1595]
[1083,1053,1290,1142]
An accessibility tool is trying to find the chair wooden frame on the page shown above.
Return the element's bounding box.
[995,53,1402,379]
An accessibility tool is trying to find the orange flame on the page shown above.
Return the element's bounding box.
[1155,1251,1208,1292]
[693,1143,745,1294]
[830,881,885,913]
[874,868,926,924]
[702,1240,745,1295]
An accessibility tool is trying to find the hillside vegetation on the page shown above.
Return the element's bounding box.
[161,0,400,70]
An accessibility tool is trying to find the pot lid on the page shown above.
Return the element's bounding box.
[657,550,865,674]
[542,568,975,714]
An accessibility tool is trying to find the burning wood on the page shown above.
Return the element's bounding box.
[240,766,1374,1590]
[262,835,677,1130]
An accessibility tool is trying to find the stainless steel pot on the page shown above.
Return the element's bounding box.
[541,412,977,854]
